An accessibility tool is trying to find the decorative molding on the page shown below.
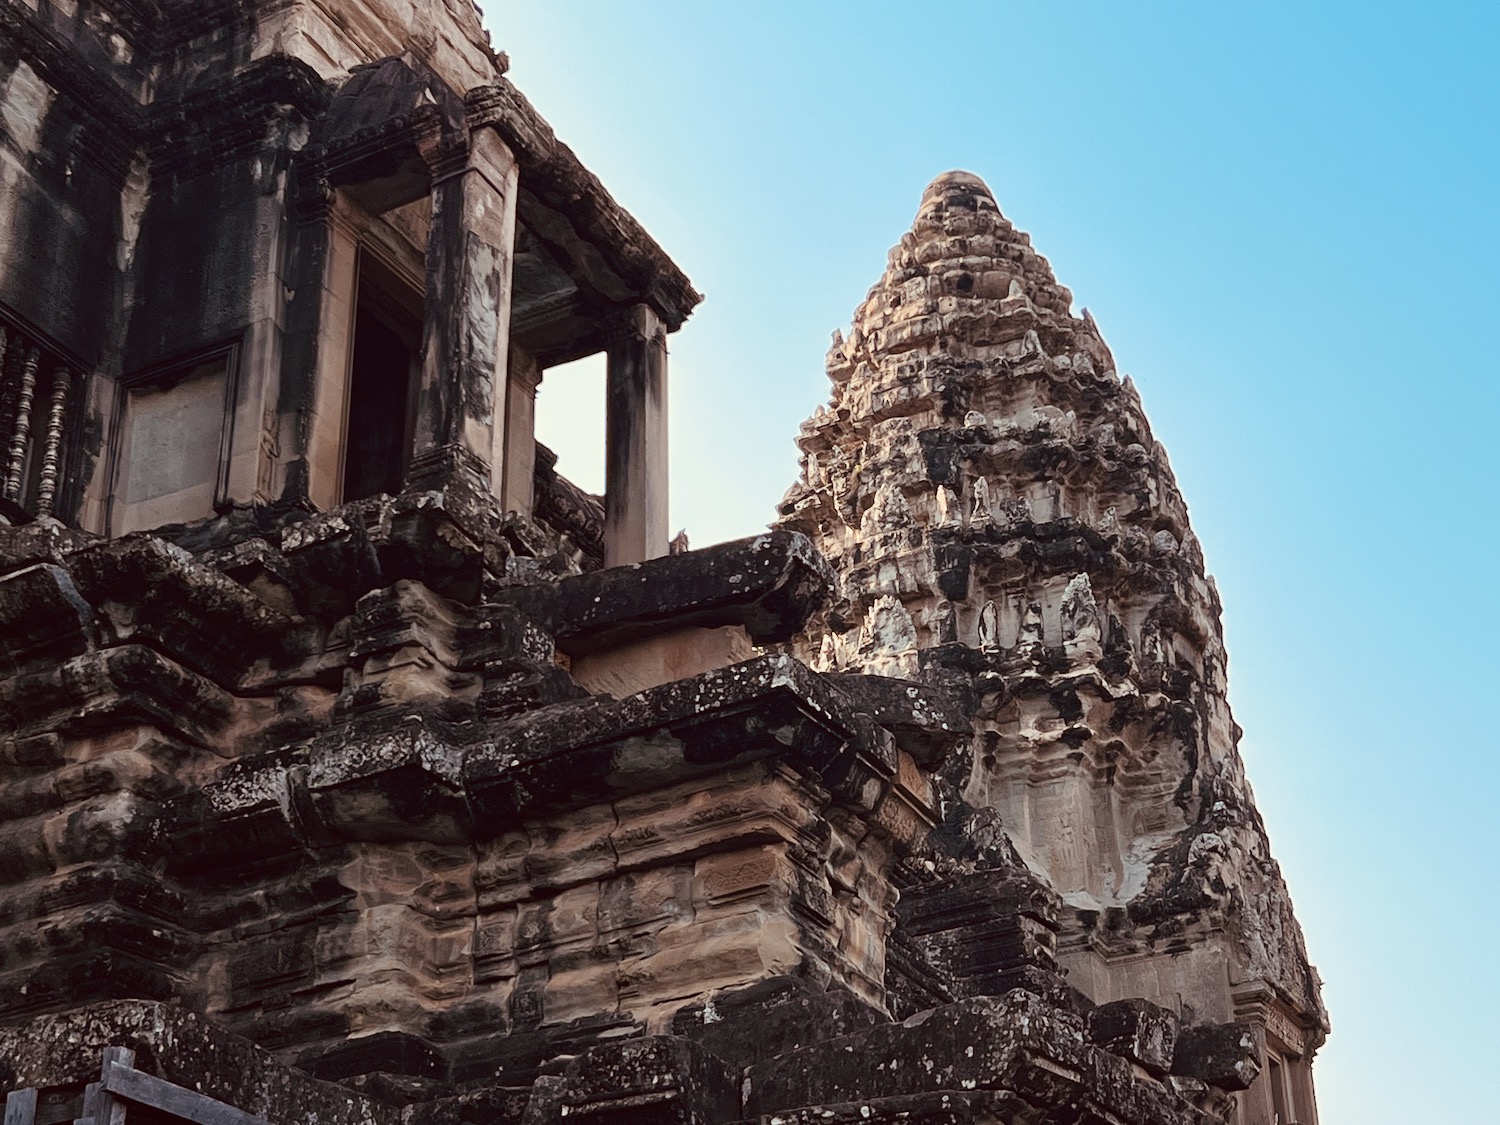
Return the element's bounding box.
[146,56,332,179]
[533,442,604,563]
[0,3,143,183]
[1231,980,1317,1056]
[405,442,490,493]
[602,304,665,348]
[467,79,702,332]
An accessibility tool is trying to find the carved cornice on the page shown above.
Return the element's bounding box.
[87,0,163,44]
[466,80,702,333]
[423,134,472,184]
[316,103,447,166]
[1231,980,1327,1056]
[601,304,665,347]
[533,443,604,563]
[0,6,334,184]
[464,80,555,163]
[0,3,144,182]
[150,0,254,56]
[510,290,580,341]
[146,55,332,179]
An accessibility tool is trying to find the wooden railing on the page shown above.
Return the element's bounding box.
[4,1046,269,1125]
[0,313,82,522]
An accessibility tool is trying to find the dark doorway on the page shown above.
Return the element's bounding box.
[342,252,421,502]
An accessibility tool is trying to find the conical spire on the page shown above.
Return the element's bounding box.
[825,171,1112,398]
[834,168,1092,379]
[778,173,1327,1104]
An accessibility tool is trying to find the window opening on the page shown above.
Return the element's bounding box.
[341,250,421,502]
[533,352,605,495]
[1266,1051,1302,1124]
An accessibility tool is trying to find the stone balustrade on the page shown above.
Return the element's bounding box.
[0,312,81,523]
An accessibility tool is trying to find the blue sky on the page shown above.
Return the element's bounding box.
[488,2,1499,1118]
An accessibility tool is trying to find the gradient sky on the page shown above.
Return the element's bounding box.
[487,3,1499,1118]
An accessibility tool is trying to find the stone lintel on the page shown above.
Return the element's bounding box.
[1171,1022,1265,1091]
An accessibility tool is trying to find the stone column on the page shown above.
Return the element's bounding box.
[604,304,669,567]
[500,345,542,515]
[409,127,519,494]
[306,193,368,510]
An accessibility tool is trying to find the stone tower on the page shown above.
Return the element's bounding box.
[778,171,1328,1124]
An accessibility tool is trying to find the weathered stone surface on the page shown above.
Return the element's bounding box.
[1,3,1325,1122]
[891,868,1069,1013]
[777,170,1326,1122]
[823,670,972,767]
[672,977,882,1071]
[492,530,833,655]
[570,624,755,699]
[1088,998,1180,1077]
[746,992,1214,1125]
[527,1036,738,1125]
[0,495,933,1102]
[1172,1022,1265,1092]
[0,1000,400,1125]
[0,563,96,672]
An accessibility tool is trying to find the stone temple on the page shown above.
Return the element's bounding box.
[0,4,1325,1124]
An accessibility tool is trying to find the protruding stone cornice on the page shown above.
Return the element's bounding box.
[466,79,703,332]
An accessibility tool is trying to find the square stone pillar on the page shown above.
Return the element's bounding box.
[500,346,542,515]
[604,304,669,567]
[305,193,368,511]
[409,128,518,494]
